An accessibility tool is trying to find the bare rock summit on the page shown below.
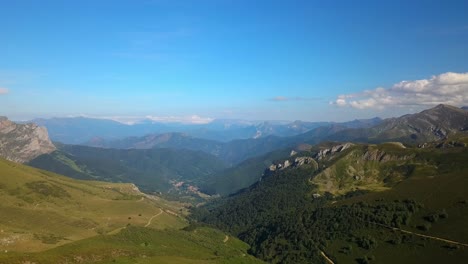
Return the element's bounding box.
[0,117,56,163]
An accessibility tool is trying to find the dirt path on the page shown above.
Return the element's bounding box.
[369,222,468,247]
[144,208,163,227]
[320,251,335,264]
[223,235,229,243]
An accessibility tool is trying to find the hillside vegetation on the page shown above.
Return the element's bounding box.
[0,226,264,264]
[0,158,187,253]
[193,139,468,263]
[28,145,227,194]
[0,159,264,263]
[200,148,293,196]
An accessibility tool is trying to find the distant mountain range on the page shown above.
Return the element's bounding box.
[29,116,382,144]
[82,105,468,165]
[328,104,468,143]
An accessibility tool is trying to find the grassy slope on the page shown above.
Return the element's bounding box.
[0,158,187,252]
[0,226,264,264]
[0,159,263,263]
[311,143,417,195]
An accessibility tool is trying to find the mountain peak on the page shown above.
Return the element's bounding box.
[423,104,467,116]
[0,117,56,163]
[434,103,464,110]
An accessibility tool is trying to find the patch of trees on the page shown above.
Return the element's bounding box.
[191,167,422,263]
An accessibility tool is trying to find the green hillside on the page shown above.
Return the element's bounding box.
[193,140,468,263]
[0,159,263,263]
[0,226,264,264]
[200,148,292,196]
[0,158,186,252]
[28,145,228,194]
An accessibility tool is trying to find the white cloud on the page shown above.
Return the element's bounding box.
[332,72,468,109]
[0,87,9,94]
[144,115,213,124]
[61,114,213,125]
[335,97,347,106]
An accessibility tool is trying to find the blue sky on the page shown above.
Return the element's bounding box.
[1,0,468,123]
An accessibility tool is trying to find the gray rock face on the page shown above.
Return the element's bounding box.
[315,143,353,160]
[269,153,318,172]
[0,117,56,163]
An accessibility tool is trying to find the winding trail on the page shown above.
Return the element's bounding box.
[223,235,229,243]
[369,222,468,248]
[320,251,335,264]
[144,208,163,227]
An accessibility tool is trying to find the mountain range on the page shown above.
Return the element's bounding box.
[84,105,467,166]
[4,104,468,197]
[30,116,382,144]
[328,104,468,143]
[1,104,468,263]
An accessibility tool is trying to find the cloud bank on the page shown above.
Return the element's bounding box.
[68,114,214,125]
[0,88,9,94]
[332,72,468,109]
[144,115,213,124]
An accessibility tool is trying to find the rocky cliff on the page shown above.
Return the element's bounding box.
[0,117,56,163]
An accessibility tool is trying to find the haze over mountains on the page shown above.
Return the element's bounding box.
[30,116,382,144]
[90,105,468,163]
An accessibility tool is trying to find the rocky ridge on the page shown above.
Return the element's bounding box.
[264,142,420,196]
[328,104,468,144]
[0,117,56,163]
[267,143,353,173]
